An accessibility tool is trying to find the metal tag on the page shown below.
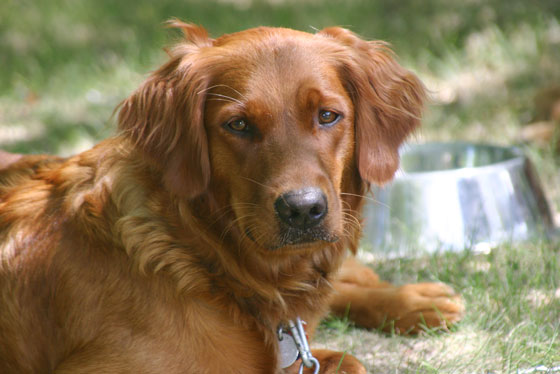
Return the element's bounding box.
[278,332,299,368]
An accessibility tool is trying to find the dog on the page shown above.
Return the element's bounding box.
[519,85,560,152]
[0,22,464,373]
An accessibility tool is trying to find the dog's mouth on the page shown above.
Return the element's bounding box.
[245,226,339,251]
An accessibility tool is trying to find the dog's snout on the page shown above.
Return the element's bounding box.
[274,187,328,229]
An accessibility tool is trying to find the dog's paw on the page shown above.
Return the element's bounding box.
[385,282,465,334]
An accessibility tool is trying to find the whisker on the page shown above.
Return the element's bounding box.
[197,84,220,94]
[340,199,353,212]
[345,218,361,231]
[341,214,361,234]
[340,192,391,209]
[198,84,249,101]
[220,214,253,242]
[220,84,249,101]
[340,227,354,241]
[206,93,243,106]
[238,176,279,193]
[209,207,235,226]
[206,98,240,104]
[207,202,259,225]
[244,223,265,248]
[210,202,259,215]
[224,212,255,234]
[341,214,361,231]
[339,191,375,201]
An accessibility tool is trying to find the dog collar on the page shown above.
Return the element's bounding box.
[277,317,320,374]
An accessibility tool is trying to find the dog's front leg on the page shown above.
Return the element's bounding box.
[330,258,465,334]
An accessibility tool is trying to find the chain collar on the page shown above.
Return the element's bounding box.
[277,317,320,374]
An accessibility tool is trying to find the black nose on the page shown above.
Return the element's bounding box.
[274,187,328,229]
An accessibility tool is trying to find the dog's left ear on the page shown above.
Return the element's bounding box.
[319,27,426,185]
[118,21,213,198]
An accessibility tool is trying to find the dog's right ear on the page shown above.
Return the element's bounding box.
[118,21,213,198]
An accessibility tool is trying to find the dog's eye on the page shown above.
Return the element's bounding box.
[226,119,249,133]
[318,110,340,126]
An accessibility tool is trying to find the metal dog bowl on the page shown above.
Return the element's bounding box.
[362,142,556,255]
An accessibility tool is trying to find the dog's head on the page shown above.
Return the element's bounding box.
[118,21,425,252]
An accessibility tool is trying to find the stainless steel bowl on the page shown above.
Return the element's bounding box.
[362,142,556,255]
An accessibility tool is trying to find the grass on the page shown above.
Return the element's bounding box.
[318,241,560,373]
[1,0,560,372]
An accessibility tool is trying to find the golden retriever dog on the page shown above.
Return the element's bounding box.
[0,22,464,373]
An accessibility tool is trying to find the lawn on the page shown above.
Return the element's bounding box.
[1,0,559,372]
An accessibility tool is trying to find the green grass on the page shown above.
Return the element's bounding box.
[317,241,560,373]
[1,0,560,372]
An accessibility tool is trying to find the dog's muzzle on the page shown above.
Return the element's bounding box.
[268,187,337,249]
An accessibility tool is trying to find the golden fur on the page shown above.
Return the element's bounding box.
[0,22,463,373]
